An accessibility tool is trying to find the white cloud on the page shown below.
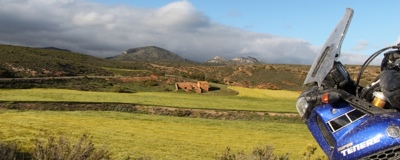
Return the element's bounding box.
[352,39,369,51]
[73,11,115,29]
[0,0,368,65]
[142,1,210,33]
[340,52,382,65]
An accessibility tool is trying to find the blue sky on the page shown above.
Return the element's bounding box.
[1,0,399,64]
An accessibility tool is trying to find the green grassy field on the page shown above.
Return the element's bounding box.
[0,86,298,113]
[0,110,324,159]
[0,86,325,159]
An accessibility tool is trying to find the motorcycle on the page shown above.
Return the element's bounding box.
[297,8,400,160]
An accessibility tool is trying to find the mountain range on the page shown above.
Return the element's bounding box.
[108,46,262,65]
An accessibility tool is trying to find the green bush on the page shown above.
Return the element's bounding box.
[215,146,289,160]
[112,85,132,93]
[215,145,325,160]
[31,134,111,160]
[143,80,159,87]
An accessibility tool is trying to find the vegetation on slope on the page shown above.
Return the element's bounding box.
[0,44,380,91]
[0,44,147,78]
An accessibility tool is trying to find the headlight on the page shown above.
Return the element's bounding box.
[296,97,309,117]
[387,125,400,138]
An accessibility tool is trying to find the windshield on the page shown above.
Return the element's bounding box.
[303,8,353,87]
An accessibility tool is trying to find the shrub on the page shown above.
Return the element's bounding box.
[215,146,289,160]
[31,133,111,160]
[215,145,326,160]
[143,80,159,87]
[302,145,325,160]
[112,85,132,93]
[0,141,21,160]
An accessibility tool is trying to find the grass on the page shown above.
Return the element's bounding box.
[0,86,316,159]
[231,86,300,99]
[0,86,299,113]
[102,67,148,72]
[0,110,324,159]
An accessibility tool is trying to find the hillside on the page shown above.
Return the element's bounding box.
[0,44,148,77]
[0,44,380,91]
[108,46,197,64]
[41,47,72,52]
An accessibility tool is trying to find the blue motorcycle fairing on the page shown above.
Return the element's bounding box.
[307,101,400,159]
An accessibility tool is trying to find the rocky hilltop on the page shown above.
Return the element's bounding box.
[108,46,188,62]
[41,47,71,52]
[206,56,263,65]
[205,56,229,64]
